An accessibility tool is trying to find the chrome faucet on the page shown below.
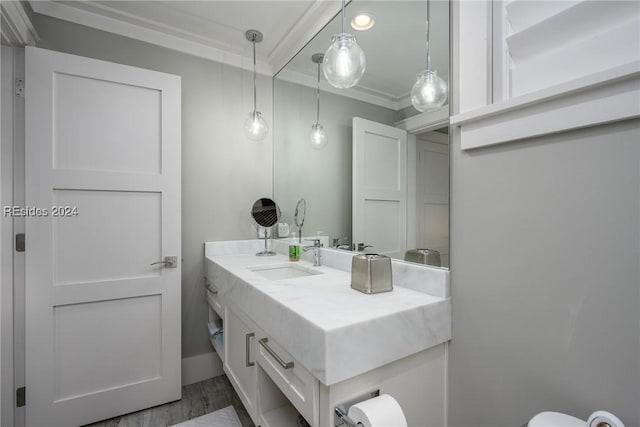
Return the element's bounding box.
[303,239,322,266]
[332,236,351,250]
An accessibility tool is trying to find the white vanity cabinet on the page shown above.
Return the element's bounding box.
[208,291,321,427]
[218,300,446,427]
[224,303,260,422]
[204,242,451,427]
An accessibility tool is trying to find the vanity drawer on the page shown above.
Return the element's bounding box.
[257,335,318,425]
[205,278,223,316]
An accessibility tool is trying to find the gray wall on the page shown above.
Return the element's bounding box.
[273,78,395,243]
[449,119,640,426]
[33,14,274,359]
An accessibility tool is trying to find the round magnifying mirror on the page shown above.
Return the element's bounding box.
[251,198,280,256]
[294,198,306,242]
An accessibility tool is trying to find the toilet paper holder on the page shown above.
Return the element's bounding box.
[334,389,380,426]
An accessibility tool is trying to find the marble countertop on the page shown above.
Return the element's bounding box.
[205,240,451,385]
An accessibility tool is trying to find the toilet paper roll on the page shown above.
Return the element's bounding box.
[347,394,408,427]
[587,411,625,427]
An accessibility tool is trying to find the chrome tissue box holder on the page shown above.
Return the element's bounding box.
[350,254,393,294]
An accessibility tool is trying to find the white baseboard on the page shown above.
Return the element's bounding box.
[182,351,224,386]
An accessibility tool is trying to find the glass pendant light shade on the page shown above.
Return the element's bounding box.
[322,0,366,89]
[244,111,268,141]
[323,33,366,89]
[310,53,328,149]
[411,1,448,112]
[243,30,268,141]
[411,69,448,112]
[310,124,328,149]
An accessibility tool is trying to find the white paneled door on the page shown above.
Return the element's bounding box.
[352,118,408,259]
[25,47,181,427]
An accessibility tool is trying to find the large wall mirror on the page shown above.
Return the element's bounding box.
[273,0,450,268]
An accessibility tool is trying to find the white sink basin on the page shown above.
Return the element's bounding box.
[248,263,322,280]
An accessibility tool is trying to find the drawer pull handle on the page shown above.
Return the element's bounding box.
[259,338,294,370]
[205,281,219,295]
[245,333,255,367]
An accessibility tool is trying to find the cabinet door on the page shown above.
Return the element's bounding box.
[224,306,258,422]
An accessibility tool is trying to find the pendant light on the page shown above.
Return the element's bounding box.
[310,53,328,150]
[410,1,448,112]
[244,30,268,141]
[322,0,366,89]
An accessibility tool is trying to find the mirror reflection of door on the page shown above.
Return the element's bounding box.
[352,117,408,259]
[352,119,450,266]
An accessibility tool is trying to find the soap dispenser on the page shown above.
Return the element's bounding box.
[289,232,300,261]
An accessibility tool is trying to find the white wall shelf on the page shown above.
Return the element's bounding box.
[208,335,224,364]
[260,404,299,427]
[451,62,640,150]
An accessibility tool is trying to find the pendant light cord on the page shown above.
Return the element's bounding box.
[252,36,257,114]
[341,0,346,34]
[426,0,431,70]
[316,62,321,124]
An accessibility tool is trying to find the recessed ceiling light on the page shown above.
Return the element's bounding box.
[351,13,374,31]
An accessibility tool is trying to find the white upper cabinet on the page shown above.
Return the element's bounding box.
[452,0,640,150]
[503,0,640,97]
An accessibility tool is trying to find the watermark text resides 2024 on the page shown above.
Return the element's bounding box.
[3,206,79,217]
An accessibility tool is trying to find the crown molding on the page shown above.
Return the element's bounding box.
[395,106,449,134]
[30,0,274,75]
[1,0,39,46]
[397,95,414,110]
[276,67,402,111]
[268,0,342,74]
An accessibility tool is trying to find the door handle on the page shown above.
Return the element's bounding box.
[356,243,373,251]
[150,256,177,268]
[245,333,255,367]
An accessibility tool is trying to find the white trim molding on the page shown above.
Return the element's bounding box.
[277,68,402,111]
[0,1,39,46]
[452,62,640,150]
[276,68,416,112]
[269,1,342,74]
[0,45,16,427]
[395,106,450,134]
[182,352,224,386]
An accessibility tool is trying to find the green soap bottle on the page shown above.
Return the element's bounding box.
[289,232,300,261]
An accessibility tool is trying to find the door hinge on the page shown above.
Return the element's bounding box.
[16,386,25,407]
[15,79,24,98]
[15,233,25,252]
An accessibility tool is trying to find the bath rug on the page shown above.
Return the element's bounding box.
[170,405,242,427]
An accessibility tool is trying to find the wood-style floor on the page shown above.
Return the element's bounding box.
[84,376,255,427]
